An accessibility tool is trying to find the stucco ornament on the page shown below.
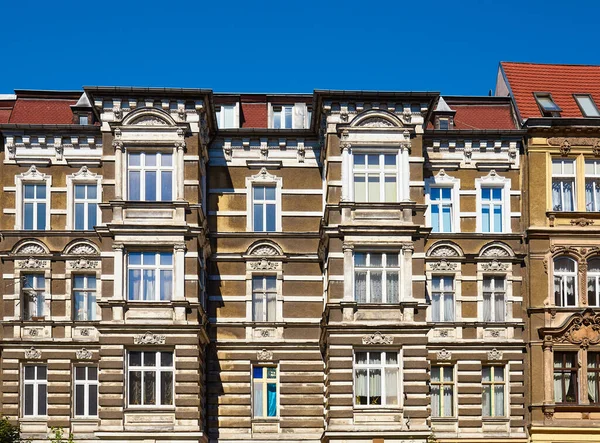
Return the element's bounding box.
[251,245,279,256]
[25,347,41,359]
[358,117,394,128]
[480,260,510,271]
[570,218,594,227]
[69,258,99,269]
[430,259,458,271]
[257,349,273,360]
[429,245,460,258]
[18,258,49,269]
[15,243,46,255]
[69,243,99,255]
[248,259,278,270]
[437,349,452,361]
[488,348,503,360]
[481,246,511,257]
[362,332,394,345]
[134,331,166,345]
[560,139,571,156]
[76,348,93,360]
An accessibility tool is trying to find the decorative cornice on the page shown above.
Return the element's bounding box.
[248,259,278,270]
[25,347,41,359]
[362,331,394,345]
[257,349,273,360]
[430,259,458,271]
[541,309,600,348]
[17,258,49,269]
[480,260,510,271]
[134,331,166,345]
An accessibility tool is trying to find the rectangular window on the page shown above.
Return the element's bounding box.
[253,186,276,232]
[253,366,277,417]
[252,276,276,322]
[354,252,400,303]
[588,352,600,404]
[74,184,98,230]
[430,187,452,232]
[585,160,600,211]
[431,366,454,417]
[554,352,578,403]
[554,257,577,307]
[272,105,293,129]
[23,365,47,416]
[574,94,600,117]
[353,153,398,202]
[216,105,236,128]
[79,115,89,125]
[75,366,98,417]
[128,351,173,407]
[22,274,45,320]
[127,252,173,301]
[534,93,561,116]
[588,259,600,307]
[552,159,576,211]
[483,276,506,322]
[128,152,173,201]
[482,366,505,417]
[431,276,454,322]
[23,183,46,230]
[438,118,449,130]
[354,351,399,407]
[73,275,97,321]
[481,187,503,233]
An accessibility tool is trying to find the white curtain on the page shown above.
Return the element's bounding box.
[586,180,595,211]
[443,386,454,416]
[443,294,454,321]
[370,271,382,303]
[369,369,381,405]
[253,293,264,321]
[563,180,574,211]
[143,270,155,301]
[355,369,367,405]
[385,368,398,405]
[494,370,505,416]
[431,386,440,417]
[129,269,141,301]
[355,272,366,303]
[253,382,263,417]
[588,356,598,403]
[483,278,492,322]
[482,385,491,415]
[432,293,441,322]
[495,292,505,321]
[386,272,399,303]
[267,292,276,321]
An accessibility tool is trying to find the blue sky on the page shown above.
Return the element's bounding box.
[2,0,600,95]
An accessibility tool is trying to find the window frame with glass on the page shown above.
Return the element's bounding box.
[73,274,97,321]
[552,159,576,212]
[482,365,506,417]
[74,366,98,417]
[480,186,504,233]
[252,365,278,418]
[23,183,47,230]
[354,252,400,304]
[431,275,455,322]
[587,258,600,307]
[430,187,453,233]
[352,151,399,203]
[483,276,506,322]
[553,256,578,307]
[574,94,600,118]
[22,273,46,320]
[127,350,174,408]
[216,104,237,129]
[73,183,99,230]
[588,351,600,404]
[252,275,277,322]
[585,160,600,212]
[534,92,562,117]
[554,351,578,404]
[23,365,47,417]
[252,185,277,232]
[127,252,174,302]
[127,151,174,202]
[353,350,400,408]
[271,105,293,129]
[431,365,454,417]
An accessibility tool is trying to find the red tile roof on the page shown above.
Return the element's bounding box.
[501,62,600,120]
[241,103,267,128]
[452,104,516,130]
[0,109,12,123]
[9,99,76,124]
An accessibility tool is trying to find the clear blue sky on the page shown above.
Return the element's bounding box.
[2,0,600,95]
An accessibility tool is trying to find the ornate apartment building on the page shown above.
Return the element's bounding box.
[5,63,597,443]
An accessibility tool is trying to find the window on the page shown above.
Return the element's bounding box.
[128,351,173,406]
[534,93,561,116]
[552,159,575,211]
[481,187,503,233]
[438,118,449,130]
[74,184,98,230]
[75,366,98,417]
[588,259,600,307]
[22,274,45,320]
[354,351,399,407]
[430,187,453,233]
[483,276,506,322]
[431,366,454,417]
[253,186,276,232]
[23,183,47,230]
[554,352,578,403]
[79,115,89,125]
[128,152,173,201]
[216,105,236,128]
[253,366,277,417]
[73,275,97,321]
[431,276,454,322]
[574,94,600,117]
[127,252,173,301]
[482,366,505,417]
[554,257,577,307]
[252,276,276,321]
[354,252,399,303]
[588,352,600,403]
[23,365,47,416]
[585,160,600,211]
[353,153,398,202]
[272,105,293,129]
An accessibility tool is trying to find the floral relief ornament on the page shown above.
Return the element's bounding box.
[248,259,278,270]
[134,331,166,345]
[488,348,503,360]
[25,347,41,359]
[76,348,93,360]
[257,349,273,360]
[437,349,452,360]
[362,331,394,345]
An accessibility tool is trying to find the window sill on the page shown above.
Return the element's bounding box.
[20,417,48,422]
[251,417,279,422]
[124,407,175,412]
[431,416,457,422]
[482,416,509,422]
[353,406,403,411]
[71,417,99,422]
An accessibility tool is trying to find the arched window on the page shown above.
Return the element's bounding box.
[554,257,577,307]
[588,258,600,307]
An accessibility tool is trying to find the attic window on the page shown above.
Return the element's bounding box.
[574,94,600,117]
[534,93,561,117]
[438,118,450,130]
[79,115,89,125]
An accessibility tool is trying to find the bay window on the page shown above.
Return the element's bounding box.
[353,153,398,202]
[128,152,173,201]
[128,351,173,407]
[354,350,399,407]
[354,252,400,303]
[127,252,173,301]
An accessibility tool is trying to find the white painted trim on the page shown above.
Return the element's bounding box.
[245,168,283,233]
[425,170,461,233]
[66,167,102,230]
[475,170,512,234]
[15,166,52,230]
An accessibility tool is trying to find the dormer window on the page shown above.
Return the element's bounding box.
[574,94,600,117]
[534,93,561,117]
[79,115,89,125]
[438,118,450,130]
[216,104,238,129]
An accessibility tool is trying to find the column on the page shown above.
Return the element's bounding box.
[113,141,124,200]
[177,142,186,201]
[174,243,186,301]
[401,142,410,202]
[343,244,354,302]
[543,341,553,404]
[341,143,350,202]
[112,243,124,322]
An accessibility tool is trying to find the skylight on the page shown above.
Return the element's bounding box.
[574,94,600,117]
[534,93,561,116]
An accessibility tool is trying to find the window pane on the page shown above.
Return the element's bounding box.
[36,203,46,229]
[24,385,34,415]
[24,203,33,230]
[161,371,173,405]
[161,171,172,201]
[89,385,98,415]
[354,176,366,202]
[145,171,157,201]
[75,185,85,199]
[355,369,367,405]
[145,153,157,167]
[87,185,97,199]
[74,291,85,320]
[89,367,98,380]
[267,382,277,416]
[143,371,156,405]
[75,385,85,416]
[355,272,367,303]
[482,206,490,232]
[143,270,155,300]
[384,176,397,202]
[36,185,46,199]
[87,204,97,229]
[161,153,173,167]
[130,351,142,366]
[161,352,173,367]
[431,204,440,232]
[128,269,141,300]
[253,204,264,231]
[129,371,141,405]
[265,187,275,201]
[75,203,85,230]
[253,382,264,416]
[129,171,141,200]
[24,184,35,199]
[38,384,47,415]
[129,153,141,166]
[284,107,292,128]
[160,270,173,301]
[265,204,276,232]
[370,272,382,303]
[368,176,380,202]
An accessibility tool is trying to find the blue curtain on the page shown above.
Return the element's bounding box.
[267,383,277,417]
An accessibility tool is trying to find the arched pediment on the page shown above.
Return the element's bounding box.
[479,242,514,258]
[246,240,284,257]
[122,108,177,126]
[63,240,100,256]
[427,241,463,258]
[350,110,404,128]
[540,309,600,347]
[12,239,50,255]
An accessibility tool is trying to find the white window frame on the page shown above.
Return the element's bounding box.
[252,365,279,418]
[431,275,455,322]
[553,256,578,307]
[351,151,401,203]
[73,274,97,321]
[245,168,282,232]
[252,275,277,322]
[551,159,576,212]
[353,350,401,408]
[22,273,46,320]
[431,365,455,417]
[66,166,102,230]
[483,276,506,322]
[587,258,600,307]
[252,185,277,232]
[475,171,511,233]
[353,251,401,303]
[127,252,174,302]
[127,151,174,202]
[425,170,461,233]
[269,103,310,129]
[216,103,239,129]
[15,166,51,231]
[272,104,294,129]
[74,366,98,417]
[574,94,600,118]
[585,160,600,212]
[482,365,506,417]
[127,351,174,408]
[23,365,47,417]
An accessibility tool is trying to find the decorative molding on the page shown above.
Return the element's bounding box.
[487,348,503,360]
[249,245,280,257]
[248,259,278,270]
[76,348,93,360]
[430,259,458,271]
[560,139,571,156]
[429,245,461,258]
[541,310,600,348]
[481,245,512,257]
[358,117,394,128]
[362,331,394,345]
[571,218,594,227]
[14,243,46,255]
[80,328,91,336]
[69,258,99,269]
[17,258,49,269]
[437,349,452,360]
[257,349,273,360]
[68,243,99,256]
[134,331,166,345]
[25,347,41,359]
[480,259,510,271]
[548,137,600,147]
